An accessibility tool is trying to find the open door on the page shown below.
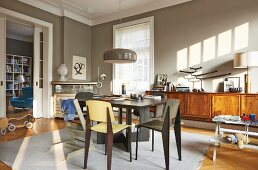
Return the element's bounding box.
[0,17,6,117]
[33,26,43,118]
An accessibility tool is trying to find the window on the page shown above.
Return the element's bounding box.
[113,17,154,94]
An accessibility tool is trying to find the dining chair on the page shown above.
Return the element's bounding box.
[133,93,165,118]
[50,99,94,160]
[135,99,181,170]
[84,100,132,170]
[75,92,94,113]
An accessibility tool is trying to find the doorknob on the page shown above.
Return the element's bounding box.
[0,81,3,86]
[36,82,38,86]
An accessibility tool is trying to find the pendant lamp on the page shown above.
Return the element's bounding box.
[103,48,137,64]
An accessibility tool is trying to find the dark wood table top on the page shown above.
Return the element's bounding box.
[107,98,167,109]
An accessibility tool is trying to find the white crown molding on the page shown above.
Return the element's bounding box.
[63,9,92,25]
[92,0,192,26]
[18,0,63,16]
[18,0,92,25]
[18,0,192,26]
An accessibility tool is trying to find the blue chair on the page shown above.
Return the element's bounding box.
[10,87,33,109]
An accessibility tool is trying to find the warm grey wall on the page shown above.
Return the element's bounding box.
[63,17,92,81]
[0,0,92,81]
[0,0,62,80]
[92,0,258,93]
[6,38,33,56]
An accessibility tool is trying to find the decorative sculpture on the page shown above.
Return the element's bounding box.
[58,64,68,81]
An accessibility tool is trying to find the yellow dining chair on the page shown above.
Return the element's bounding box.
[84,100,132,170]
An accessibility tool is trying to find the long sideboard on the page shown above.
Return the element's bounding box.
[146,91,258,121]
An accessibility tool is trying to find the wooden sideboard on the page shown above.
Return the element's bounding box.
[146,91,258,121]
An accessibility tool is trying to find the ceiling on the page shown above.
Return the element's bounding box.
[6,21,34,42]
[18,0,192,26]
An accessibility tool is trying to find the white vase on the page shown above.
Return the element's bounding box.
[58,64,68,81]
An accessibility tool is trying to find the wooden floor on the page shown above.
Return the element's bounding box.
[0,118,258,170]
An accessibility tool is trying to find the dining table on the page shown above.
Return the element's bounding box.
[95,97,168,151]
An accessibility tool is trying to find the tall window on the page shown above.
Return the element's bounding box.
[113,17,154,94]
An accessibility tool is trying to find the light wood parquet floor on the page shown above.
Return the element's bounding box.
[0,116,258,170]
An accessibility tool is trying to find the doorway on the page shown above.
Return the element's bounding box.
[0,7,53,118]
[5,21,34,118]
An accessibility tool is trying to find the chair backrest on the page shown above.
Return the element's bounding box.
[21,87,33,99]
[86,100,115,123]
[162,99,180,123]
[73,99,86,131]
[75,92,94,101]
[75,92,94,112]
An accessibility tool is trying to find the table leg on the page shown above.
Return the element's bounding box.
[213,145,217,161]
[116,107,151,151]
[134,107,150,142]
[126,108,132,125]
[125,108,132,152]
[118,108,123,124]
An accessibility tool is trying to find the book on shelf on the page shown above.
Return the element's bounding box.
[6,65,12,72]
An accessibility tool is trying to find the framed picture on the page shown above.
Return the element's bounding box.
[224,77,240,92]
[155,74,167,85]
[72,56,86,80]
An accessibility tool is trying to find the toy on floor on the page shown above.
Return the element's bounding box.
[224,133,258,149]
[7,114,36,132]
[0,117,8,136]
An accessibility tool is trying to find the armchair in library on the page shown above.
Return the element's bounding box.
[10,87,33,109]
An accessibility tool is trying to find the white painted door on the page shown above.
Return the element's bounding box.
[33,26,43,118]
[0,17,6,117]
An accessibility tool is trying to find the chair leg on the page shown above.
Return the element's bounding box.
[152,129,154,151]
[174,126,182,161]
[174,110,182,161]
[162,130,169,170]
[105,134,107,155]
[135,127,139,160]
[106,133,113,170]
[127,127,132,162]
[84,130,91,169]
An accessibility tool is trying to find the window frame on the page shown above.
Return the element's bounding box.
[112,16,154,94]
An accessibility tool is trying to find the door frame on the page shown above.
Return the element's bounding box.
[0,7,53,118]
[0,17,6,117]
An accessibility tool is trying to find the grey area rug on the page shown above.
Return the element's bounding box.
[0,128,210,170]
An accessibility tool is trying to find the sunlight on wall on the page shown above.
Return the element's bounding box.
[189,42,201,67]
[203,36,216,62]
[184,74,195,79]
[175,22,249,91]
[193,80,203,89]
[234,23,249,51]
[218,30,232,57]
[13,137,31,169]
[177,48,188,71]
[177,77,192,87]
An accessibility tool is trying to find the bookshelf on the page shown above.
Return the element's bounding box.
[6,54,32,96]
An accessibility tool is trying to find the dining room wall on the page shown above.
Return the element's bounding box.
[0,0,92,81]
[62,17,92,81]
[91,0,258,94]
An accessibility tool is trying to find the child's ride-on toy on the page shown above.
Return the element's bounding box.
[7,114,35,132]
[0,117,8,135]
